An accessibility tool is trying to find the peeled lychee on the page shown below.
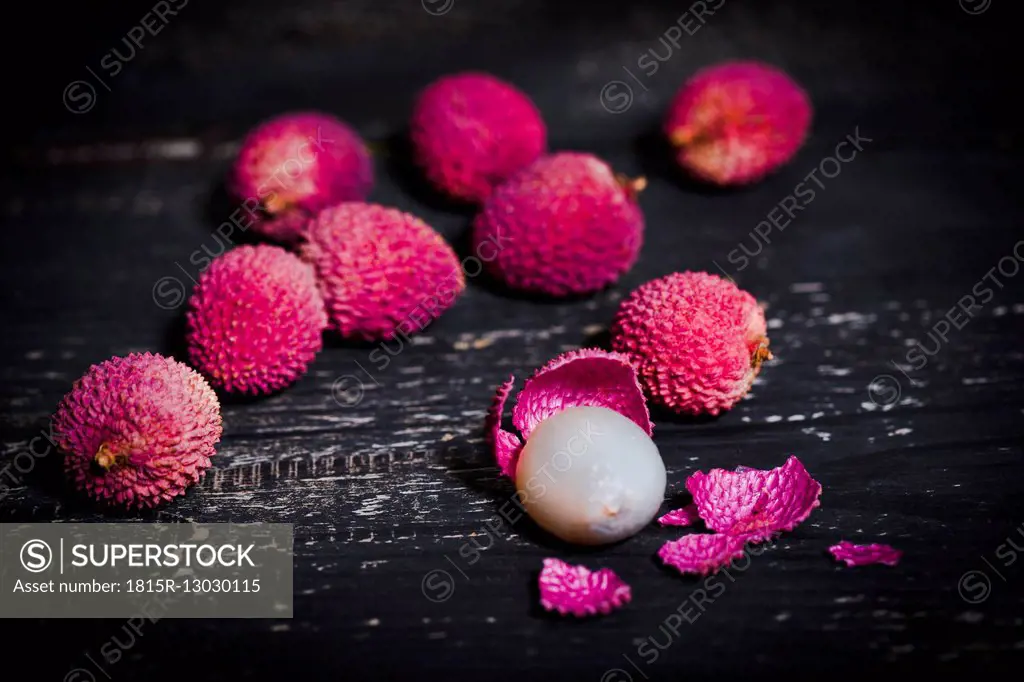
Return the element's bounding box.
[301,202,464,341]
[471,152,645,296]
[230,112,373,241]
[186,245,327,395]
[610,271,771,415]
[53,352,222,509]
[665,61,811,185]
[410,72,546,203]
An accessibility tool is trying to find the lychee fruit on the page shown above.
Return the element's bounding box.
[471,152,645,296]
[665,61,811,185]
[230,112,373,241]
[186,245,327,395]
[300,202,464,341]
[610,271,771,415]
[53,352,222,509]
[410,72,546,203]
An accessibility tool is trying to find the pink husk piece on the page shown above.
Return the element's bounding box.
[658,504,702,527]
[829,541,902,567]
[512,349,652,440]
[538,558,631,617]
[494,432,522,479]
[487,349,651,478]
[658,534,749,576]
[686,455,822,539]
[486,375,522,477]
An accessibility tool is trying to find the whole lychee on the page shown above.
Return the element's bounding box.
[610,271,771,415]
[471,152,645,296]
[186,245,327,395]
[410,72,546,203]
[664,61,811,185]
[301,202,464,340]
[53,352,222,509]
[230,112,373,241]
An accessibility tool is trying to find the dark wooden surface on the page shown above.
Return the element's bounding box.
[2,1,1023,679]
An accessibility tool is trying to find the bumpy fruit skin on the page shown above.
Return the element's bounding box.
[186,245,327,395]
[610,272,771,415]
[301,202,464,341]
[410,72,546,203]
[53,352,222,509]
[471,152,645,296]
[230,112,373,241]
[665,61,811,185]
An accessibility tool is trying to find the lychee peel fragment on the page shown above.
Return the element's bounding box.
[658,533,748,576]
[658,504,702,527]
[829,541,902,567]
[486,349,651,478]
[538,558,631,617]
[486,375,522,477]
[686,455,821,541]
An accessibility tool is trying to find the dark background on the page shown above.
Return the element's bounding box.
[2,1,1022,679]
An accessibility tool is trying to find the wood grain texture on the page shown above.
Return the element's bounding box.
[2,1,1023,679]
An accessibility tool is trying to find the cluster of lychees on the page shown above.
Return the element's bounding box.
[52,61,810,510]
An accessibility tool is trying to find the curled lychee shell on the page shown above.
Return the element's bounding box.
[230,111,373,241]
[410,72,546,203]
[300,202,464,341]
[186,245,327,395]
[486,348,652,477]
[686,455,822,542]
[472,152,645,296]
[610,271,771,415]
[665,61,811,185]
[53,352,222,509]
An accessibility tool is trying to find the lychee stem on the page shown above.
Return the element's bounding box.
[95,443,122,470]
[670,123,720,148]
[615,174,647,201]
[263,194,291,214]
[751,341,773,369]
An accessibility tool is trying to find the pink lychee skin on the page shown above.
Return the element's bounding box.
[610,271,771,416]
[665,61,811,185]
[230,112,373,242]
[471,152,645,296]
[186,245,327,395]
[410,72,546,203]
[53,352,222,509]
[300,202,465,341]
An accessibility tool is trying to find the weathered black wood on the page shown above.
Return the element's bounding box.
[2,1,1023,679]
